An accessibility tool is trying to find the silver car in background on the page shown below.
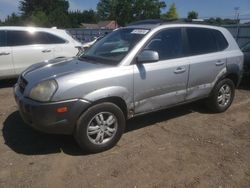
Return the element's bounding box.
[14,22,243,153]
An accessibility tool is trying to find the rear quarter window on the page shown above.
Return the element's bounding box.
[212,30,229,51]
[45,33,66,44]
[34,32,66,44]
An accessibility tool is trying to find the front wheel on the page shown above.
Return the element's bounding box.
[74,102,125,153]
[206,79,235,113]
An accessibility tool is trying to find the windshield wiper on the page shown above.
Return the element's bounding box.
[79,55,99,62]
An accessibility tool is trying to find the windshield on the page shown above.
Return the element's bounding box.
[79,28,149,65]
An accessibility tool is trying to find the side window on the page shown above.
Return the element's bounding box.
[0,31,6,47]
[186,28,218,55]
[144,28,183,60]
[33,32,50,44]
[7,30,36,46]
[45,33,66,44]
[6,31,66,46]
[212,30,229,51]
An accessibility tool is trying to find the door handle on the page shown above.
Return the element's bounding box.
[215,60,225,66]
[0,52,10,56]
[174,67,186,74]
[42,49,52,53]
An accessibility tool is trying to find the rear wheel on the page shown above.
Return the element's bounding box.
[74,102,125,153]
[206,78,235,113]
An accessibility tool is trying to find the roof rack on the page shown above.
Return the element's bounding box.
[128,18,207,26]
[128,19,165,26]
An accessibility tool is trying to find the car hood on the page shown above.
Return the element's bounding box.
[22,57,108,84]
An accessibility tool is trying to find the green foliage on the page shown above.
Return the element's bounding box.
[205,17,237,25]
[19,0,69,17]
[162,3,178,20]
[18,0,71,27]
[97,0,166,26]
[187,11,198,19]
[3,0,238,28]
[97,0,112,20]
[3,13,22,26]
[2,0,99,28]
[48,9,71,28]
[29,11,49,26]
[2,0,166,27]
[69,10,99,28]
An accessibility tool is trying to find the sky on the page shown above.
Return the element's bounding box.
[0,0,250,21]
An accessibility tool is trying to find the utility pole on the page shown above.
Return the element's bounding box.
[234,7,240,43]
[234,7,240,23]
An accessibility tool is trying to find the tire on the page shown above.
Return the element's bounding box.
[206,78,235,113]
[74,102,126,153]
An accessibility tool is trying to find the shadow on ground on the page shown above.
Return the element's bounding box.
[239,77,250,90]
[2,111,84,155]
[3,102,205,156]
[0,79,17,89]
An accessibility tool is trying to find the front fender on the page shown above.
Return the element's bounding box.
[83,86,131,105]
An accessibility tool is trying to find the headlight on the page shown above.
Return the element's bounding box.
[29,80,58,102]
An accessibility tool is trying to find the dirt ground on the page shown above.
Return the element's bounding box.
[0,79,249,188]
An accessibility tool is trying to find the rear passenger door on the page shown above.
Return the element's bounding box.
[0,30,14,78]
[185,27,228,100]
[7,30,54,75]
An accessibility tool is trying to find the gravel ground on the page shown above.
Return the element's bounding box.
[0,79,249,188]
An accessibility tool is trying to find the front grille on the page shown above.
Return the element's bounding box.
[19,76,28,94]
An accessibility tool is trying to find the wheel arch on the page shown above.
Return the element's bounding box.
[91,97,128,119]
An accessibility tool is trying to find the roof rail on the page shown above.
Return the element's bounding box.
[128,18,207,26]
[128,19,165,26]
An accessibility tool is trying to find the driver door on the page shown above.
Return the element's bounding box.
[133,28,189,114]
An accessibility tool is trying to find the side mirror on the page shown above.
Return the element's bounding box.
[137,50,159,63]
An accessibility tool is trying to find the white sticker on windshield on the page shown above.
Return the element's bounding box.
[131,29,149,35]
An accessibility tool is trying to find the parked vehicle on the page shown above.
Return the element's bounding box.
[14,22,243,153]
[0,26,82,79]
[241,41,250,76]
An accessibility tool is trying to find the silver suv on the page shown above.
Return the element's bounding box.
[14,23,243,153]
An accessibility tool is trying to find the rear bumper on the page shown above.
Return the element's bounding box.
[14,84,91,135]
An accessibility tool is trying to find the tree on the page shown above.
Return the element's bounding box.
[19,0,71,27]
[69,10,99,28]
[97,0,114,20]
[97,0,166,26]
[187,11,198,19]
[29,11,49,26]
[19,0,69,17]
[205,17,237,25]
[162,3,178,20]
[133,0,166,21]
[4,13,22,26]
[48,8,71,28]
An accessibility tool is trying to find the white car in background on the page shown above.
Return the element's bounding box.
[0,26,82,79]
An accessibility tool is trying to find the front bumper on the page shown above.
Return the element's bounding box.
[14,84,91,135]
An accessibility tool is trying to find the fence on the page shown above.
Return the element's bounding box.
[67,24,250,47]
[67,28,112,43]
[224,24,250,47]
